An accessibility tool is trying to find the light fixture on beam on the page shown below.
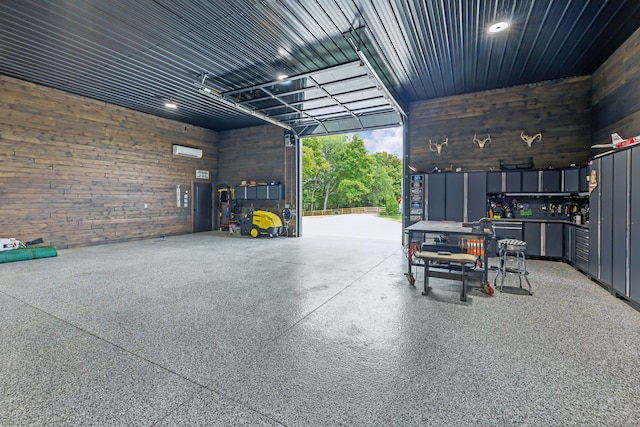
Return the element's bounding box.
[349,38,406,122]
[196,73,292,132]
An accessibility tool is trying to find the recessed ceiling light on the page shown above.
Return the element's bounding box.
[489,21,510,33]
[277,74,289,80]
[165,101,177,109]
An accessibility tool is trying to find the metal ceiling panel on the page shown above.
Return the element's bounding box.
[1,0,639,134]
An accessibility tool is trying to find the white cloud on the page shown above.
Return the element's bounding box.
[349,126,403,158]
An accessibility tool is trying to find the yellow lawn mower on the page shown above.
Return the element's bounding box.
[239,210,286,238]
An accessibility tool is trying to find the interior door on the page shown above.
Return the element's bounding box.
[193,182,212,232]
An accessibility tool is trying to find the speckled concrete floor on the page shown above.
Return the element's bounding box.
[1,215,640,426]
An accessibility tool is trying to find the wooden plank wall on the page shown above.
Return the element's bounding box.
[592,26,640,147]
[217,125,298,234]
[408,76,592,173]
[0,75,218,248]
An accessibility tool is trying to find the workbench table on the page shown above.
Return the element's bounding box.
[404,221,495,299]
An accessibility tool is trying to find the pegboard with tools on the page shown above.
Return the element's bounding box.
[488,196,588,223]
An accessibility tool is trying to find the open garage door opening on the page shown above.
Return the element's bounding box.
[300,128,404,235]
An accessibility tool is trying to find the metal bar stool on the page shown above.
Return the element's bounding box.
[494,239,532,295]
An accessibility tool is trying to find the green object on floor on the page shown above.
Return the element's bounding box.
[520,208,533,216]
[0,247,58,264]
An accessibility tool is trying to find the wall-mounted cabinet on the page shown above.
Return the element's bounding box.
[424,166,590,225]
[235,183,284,200]
[486,168,588,196]
[562,167,589,193]
[580,167,589,192]
[542,170,562,192]
[487,171,502,194]
[563,168,580,193]
[505,171,522,192]
[521,170,539,192]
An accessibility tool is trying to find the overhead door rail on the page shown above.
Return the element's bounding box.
[196,55,405,137]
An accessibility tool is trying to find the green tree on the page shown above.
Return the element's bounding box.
[330,135,373,208]
[302,135,346,211]
[301,139,329,211]
[366,152,402,208]
[302,133,401,211]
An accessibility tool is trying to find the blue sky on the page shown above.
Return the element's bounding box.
[348,126,403,158]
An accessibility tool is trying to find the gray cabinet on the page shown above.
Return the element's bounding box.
[522,171,539,192]
[600,154,614,290]
[246,186,257,199]
[565,224,589,272]
[235,183,284,200]
[445,173,464,221]
[505,171,521,192]
[564,224,574,263]
[579,167,589,192]
[589,159,601,281]
[427,173,446,220]
[545,223,564,258]
[542,170,562,192]
[630,147,640,302]
[487,171,502,194]
[268,184,284,200]
[563,168,580,193]
[523,222,563,258]
[256,185,268,199]
[574,227,589,273]
[524,223,541,256]
[589,145,640,305]
[611,151,628,296]
[426,172,472,222]
[466,171,487,222]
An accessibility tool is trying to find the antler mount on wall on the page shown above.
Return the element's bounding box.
[520,131,542,148]
[473,133,491,149]
[429,138,448,156]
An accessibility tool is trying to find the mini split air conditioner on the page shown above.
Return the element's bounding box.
[172,145,203,158]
